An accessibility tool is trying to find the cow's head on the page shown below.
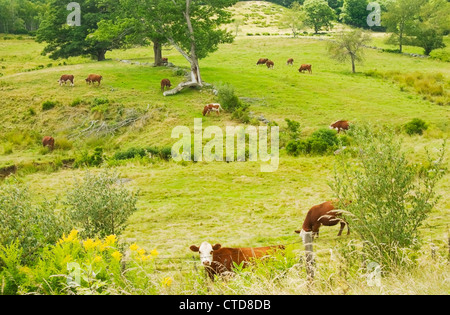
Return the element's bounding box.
[190,242,221,266]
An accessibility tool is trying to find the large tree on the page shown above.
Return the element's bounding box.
[302,0,335,34]
[279,1,305,38]
[153,0,236,95]
[327,29,371,73]
[383,0,425,53]
[91,0,168,66]
[36,0,115,61]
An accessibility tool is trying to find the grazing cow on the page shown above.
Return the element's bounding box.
[58,75,74,86]
[190,242,285,280]
[298,64,312,74]
[295,200,349,240]
[287,58,294,66]
[330,120,350,133]
[266,60,274,69]
[42,136,55,151]
[256,58,269,65]
[202,103,223,116]
[161,78,172,92]
[85,74,102,86]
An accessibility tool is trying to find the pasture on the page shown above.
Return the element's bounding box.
[0,2,449,294]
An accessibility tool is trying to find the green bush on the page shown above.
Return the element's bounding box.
[74,147,104,168]
[0,181,69,265]
[286,128,341,156]
[404,118,428,136]
[42,100,58,111]
[331,125,447,269]
[217,83,242,113]
[113,147,147,160]
[65,170,139,238]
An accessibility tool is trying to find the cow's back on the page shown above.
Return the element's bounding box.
[303,201,335,230]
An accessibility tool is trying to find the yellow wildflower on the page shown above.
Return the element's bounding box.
[162,277,173,287]
[150,249,159,256]
[58,229,79,245]
[83,238,96,251]
[129,243,139,251]
[111,251,122,261]
[137,248,146,256]
[104,235,117,247]
[93,255,102,263]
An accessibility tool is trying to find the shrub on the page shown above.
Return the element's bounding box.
[42,100,58,111]
[113,147,147,160]
[404,118,428,136]
[331,125,446,269]
[74,147,104,168]
[65,170,139,238]
[286,128,341,156]
[217,83,242,113]
[0,181,69,265]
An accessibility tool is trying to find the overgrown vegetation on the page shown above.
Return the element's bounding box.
[331,126,447,269]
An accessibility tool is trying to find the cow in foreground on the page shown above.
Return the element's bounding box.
[42,136,55,151]
[161,78,172,92]
[330,120,350,133]
[58,75,74,86]
[85,74,102,85]
[295,200,349,241]
[202,103,223,116]
[299,64,312,74]
[190,242,285,280]
[287,58,294,66]
[256,58,268,65]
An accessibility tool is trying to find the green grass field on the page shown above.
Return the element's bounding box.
[0,1,449,294]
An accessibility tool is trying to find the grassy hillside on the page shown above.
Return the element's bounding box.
[0,1,449,295]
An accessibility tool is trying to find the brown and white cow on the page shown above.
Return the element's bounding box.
[85,74,102,85]
[42,136,55,151]
[58,75,74,86]
[295,200,349,241]
[298,64,312,74]
[202,103,223,116]
[287,58,294,66]
[190,242,285,280]
[161,78,172,92]
[330,120,350,133]
[256,58,269,65]
[266,60,274,69]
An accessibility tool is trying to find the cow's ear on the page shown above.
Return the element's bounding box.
[190,245,199,252]
[294,230,301,234]
[212,244,221,250]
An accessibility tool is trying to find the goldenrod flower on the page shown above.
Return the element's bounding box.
[137,248,146,256]
[93,255,102,263]
[104,235,117,247]
[111,251,122,261]
[162,277,173,287]
[150,249,159,256]
[129,243,139,251]
[83,238,96,251]
[58,229,79,245]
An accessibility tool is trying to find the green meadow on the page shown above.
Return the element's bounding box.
[0,2,449,294]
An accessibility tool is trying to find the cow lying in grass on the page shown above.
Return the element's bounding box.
[190,242,285,280]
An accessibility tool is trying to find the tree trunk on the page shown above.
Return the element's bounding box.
[153,40,163,66]
[351,57,356,73]
[163,0,204,96]
[97,50,106,61]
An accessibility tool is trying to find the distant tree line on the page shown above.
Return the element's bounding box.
[0,0,46,34]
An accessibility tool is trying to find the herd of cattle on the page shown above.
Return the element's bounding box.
[52,58,353,281]
[256,57,312,74]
